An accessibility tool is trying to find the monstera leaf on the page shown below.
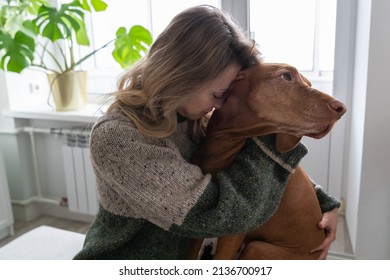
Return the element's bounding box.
[112,25,152,69]
[0,30,35,73]
[32,1,86,44]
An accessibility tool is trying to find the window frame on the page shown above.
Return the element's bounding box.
[224,0,335,81]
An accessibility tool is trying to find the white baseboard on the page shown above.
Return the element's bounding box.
[0,227,14,240]
[12,200,95,223]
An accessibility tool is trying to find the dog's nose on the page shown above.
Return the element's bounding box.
[329,100,347,116]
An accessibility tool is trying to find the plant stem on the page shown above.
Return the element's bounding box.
[30,63,60,74]
[69,38,75,69]
[73,38,116,69]
[37,41,65,72]
[57,45,68,71]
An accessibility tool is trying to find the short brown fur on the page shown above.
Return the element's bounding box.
[188,62,346,260]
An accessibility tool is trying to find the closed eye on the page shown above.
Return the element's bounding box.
[213,94,225,100]
[213,90,229,99]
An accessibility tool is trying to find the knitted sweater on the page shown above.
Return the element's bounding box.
[73,110,340,260]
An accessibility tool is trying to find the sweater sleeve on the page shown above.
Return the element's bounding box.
[90,117,306,239]
[314,183,341,213]
[89,118,211,231]
[173,134,308,238]
[308,177,341,213]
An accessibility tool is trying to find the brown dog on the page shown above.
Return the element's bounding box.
[188,62,347,260]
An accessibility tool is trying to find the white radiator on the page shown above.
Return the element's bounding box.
[62,132,98,215]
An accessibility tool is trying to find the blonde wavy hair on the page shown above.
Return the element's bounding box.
[108,5,261,139]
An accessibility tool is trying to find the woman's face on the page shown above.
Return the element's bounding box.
[177,63,241,120]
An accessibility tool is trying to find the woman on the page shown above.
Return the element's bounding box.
[74,5,339,260]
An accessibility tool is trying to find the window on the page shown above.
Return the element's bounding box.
[82,0,220,94]
[83,0,336,94]
[249,0,337,78]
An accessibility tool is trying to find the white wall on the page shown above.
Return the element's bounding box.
[0,72,11,128]
[5,71,48,110]
[343,0,370,254]
[343,0,390,259]
[355,0,390,259]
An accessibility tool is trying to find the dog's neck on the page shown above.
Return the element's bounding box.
[195,112,298,175]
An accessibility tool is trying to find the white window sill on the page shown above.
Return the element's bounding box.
[2,103,107,123]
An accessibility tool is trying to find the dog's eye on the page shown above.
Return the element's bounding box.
[282,72,293,81]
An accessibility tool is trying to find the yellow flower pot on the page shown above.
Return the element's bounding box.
[47,71,88,111]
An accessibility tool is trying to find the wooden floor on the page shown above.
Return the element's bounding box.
[0,214,353,257]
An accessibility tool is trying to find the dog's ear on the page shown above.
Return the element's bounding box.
[275,134,302,153]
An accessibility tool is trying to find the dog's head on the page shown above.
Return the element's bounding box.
[208,63,347,152]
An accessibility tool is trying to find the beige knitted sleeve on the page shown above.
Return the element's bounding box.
[89,116,211,231]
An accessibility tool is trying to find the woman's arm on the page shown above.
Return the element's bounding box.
[174,136,308,237]
[90,118,306,238]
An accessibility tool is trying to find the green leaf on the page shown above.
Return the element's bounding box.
[79,0,108,12]
[27,0,50,15]
[112,25,152,69]
[74,17,89,46]
[33,1,85,42]
[90,0,108,12]
[0,30,35,73]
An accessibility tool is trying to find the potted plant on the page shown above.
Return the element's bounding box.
[0,0,152,111]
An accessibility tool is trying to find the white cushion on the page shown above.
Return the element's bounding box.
[0,225,85,260]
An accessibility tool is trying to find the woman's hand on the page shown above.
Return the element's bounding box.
[311,207,339,259]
